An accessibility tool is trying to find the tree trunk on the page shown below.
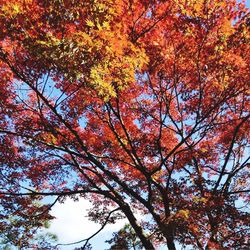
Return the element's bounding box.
[166,236,176,250]
[164,227,176,250]
[121,204,155,250]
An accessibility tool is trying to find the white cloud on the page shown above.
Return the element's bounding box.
[47,198,128,249]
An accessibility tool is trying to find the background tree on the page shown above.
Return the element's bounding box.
[0,0,249,249]
[0,207,57,250]
[106,224,143,250]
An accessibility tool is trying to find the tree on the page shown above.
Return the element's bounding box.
[0,0,249,249]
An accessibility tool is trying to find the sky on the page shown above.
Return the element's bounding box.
[47,198,129,250]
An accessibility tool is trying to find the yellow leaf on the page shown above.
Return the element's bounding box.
[177,209,190,219]
[86,19,95,27]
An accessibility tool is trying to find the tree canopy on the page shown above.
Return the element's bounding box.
[0,0,249,249]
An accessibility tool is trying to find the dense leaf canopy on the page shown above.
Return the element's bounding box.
[0,0,249,249]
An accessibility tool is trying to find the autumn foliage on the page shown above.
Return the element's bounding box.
[0,0,249,249]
